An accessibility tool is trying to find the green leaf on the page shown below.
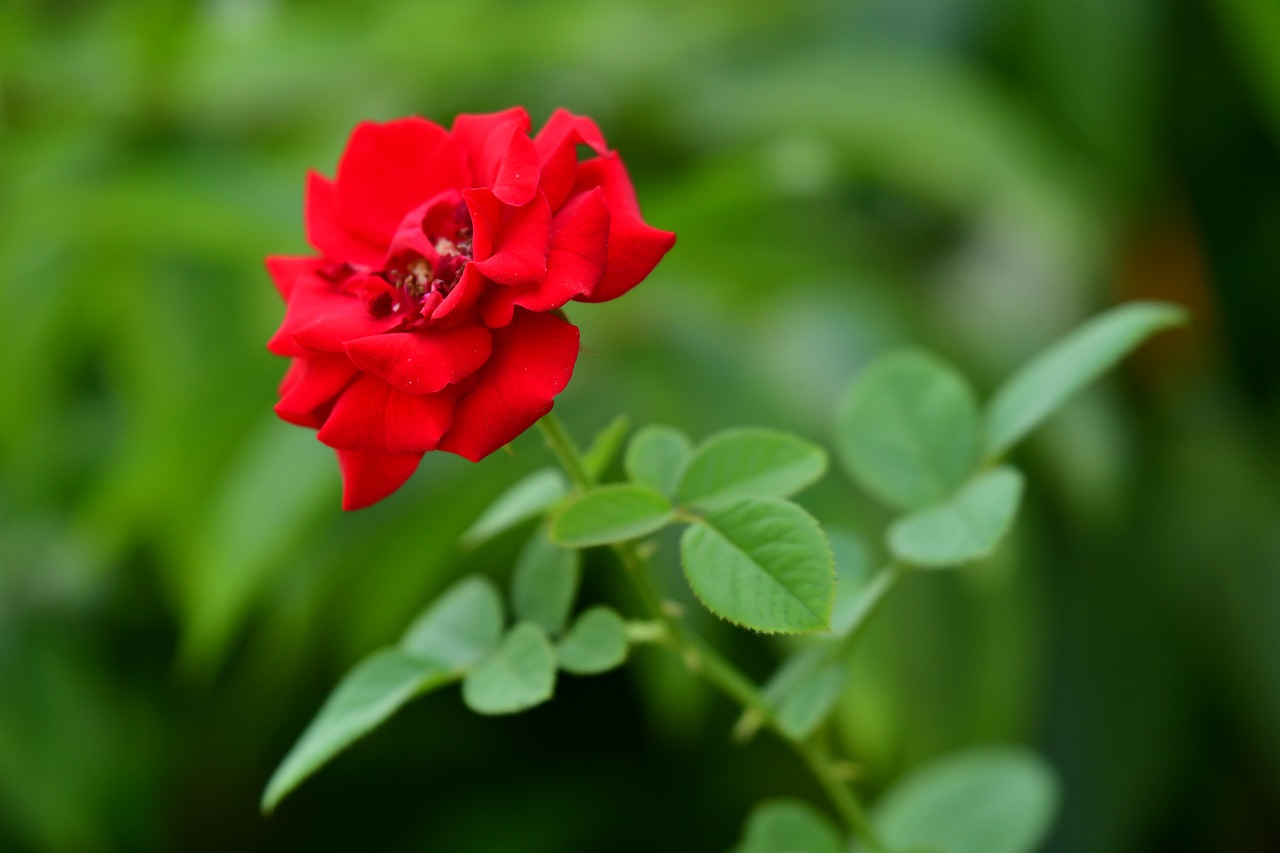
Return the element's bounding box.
[984,301,1187,459]
[462,623,557,715]
[677,427,828,510]
[624,424,693,498]
[459,468,568,548]
[511,530,581,635]
[762,646,846,740]
[887,468,1024,568]
[582,414,631,479]
[550,484,675,547]
[836,350,980,510]
[681,498,835,634]
[874,746,1060,853]
[262,649,453,813]
[557,606,629,675]
[827,529,875,636]
[400,576,504,668]
[735,799,843,853]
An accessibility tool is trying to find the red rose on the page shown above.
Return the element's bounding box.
[266,108,675,509]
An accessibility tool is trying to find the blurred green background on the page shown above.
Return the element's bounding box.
[3,0,1280,849]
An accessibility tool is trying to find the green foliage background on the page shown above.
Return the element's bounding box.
[3,0,1279,849]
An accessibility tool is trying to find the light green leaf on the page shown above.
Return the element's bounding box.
[887,468,1023,568]
[681,498,834,634]
[460,468,568,548]
[762,646,846,740]
[735,799,843,853]
[624,424,693,497]
[511,530,581,635]
[400,576,504,667]
[582,414,631,479]
[677,427,828,510]
[874,746,1060,853]
[827,529,875,636]
[262,649,453,813]
[984,301,1187,459]
[836,350,980,510]
[557,607,629,675]
[550,484,675,548]
[462,623,557,715]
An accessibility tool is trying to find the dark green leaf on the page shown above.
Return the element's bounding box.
[460,468,568,548]
[836,350,980,510]
[557,607,629,675]
[262,650,453,813]
[550,484,675,547]
[984,301,1187,459]
[462,623,557,715]
[624,424,693,498]
[887,468,1023,568]
[511,530,581,635]
[400,576,504,667]
[681,498,834,634]
[677,428,828,510]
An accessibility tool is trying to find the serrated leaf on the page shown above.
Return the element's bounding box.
[262,649,453,813]
[400,576,504,667]
[462,623,557,715]
[874,746,1060,853]
[762,645,846,740]
[582,414,631,479]
[984,301,1186,459]
[550,484,675,548]
[836,350,980,510]
[557,606,629,675]
[887,468,1023,568]
[624,424,693,497]
[735,799,843,853]
[460,468,568,548]
[677,427,827,510]
[681,498,834,634]
[511,530,581,635]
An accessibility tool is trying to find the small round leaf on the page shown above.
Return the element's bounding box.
[625,424,693,497]
[735,799,843,853]
[511,530,581,635]
[887,468,1023,568]
[462,623,557,715]
[557,607,629,675]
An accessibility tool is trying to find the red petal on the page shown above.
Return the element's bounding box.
[452,108,539,206]
[533,109,609,211]
[335,118,469,250]
[480,188,610,327]
[432,264,487,322]
[265,255,323,301]
[465,189,551,286]
[344,325,492,394]
[336,448,424,510]
[437,310,580,462]
[305,172,385,267]
[572,154,675,303]
[274,353,358,428]
[318,375,459,454]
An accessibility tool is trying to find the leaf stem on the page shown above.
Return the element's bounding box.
[536,413,886,851]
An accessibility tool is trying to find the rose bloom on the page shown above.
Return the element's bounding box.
[266,108,675,509]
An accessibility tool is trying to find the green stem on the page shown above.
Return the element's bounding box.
[536,413,886,851]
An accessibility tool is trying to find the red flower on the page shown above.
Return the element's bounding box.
[266,108,675,509]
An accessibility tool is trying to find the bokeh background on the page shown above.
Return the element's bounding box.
[4,0,1280,849]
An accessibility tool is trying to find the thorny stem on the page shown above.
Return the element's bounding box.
[536,413,888,851]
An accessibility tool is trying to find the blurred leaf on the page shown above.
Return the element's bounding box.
[582,414,631,480]
[836,350,980,510]
[400,576,504,668]
[557,607,629,676]
[459,468,567,548]
[262,649,454,813]
[511,530,581,636]
[680,498,834,634]
[462,623,557,715]
[677,427,827,510]
[827,529,876,637]
[983,301,1186,459]
[734,799,843,853]
[887,468,1024,569]
[624,424,693,498]
[550,484,674,547]
[873,746,1060,853]
[762,645,846,740]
